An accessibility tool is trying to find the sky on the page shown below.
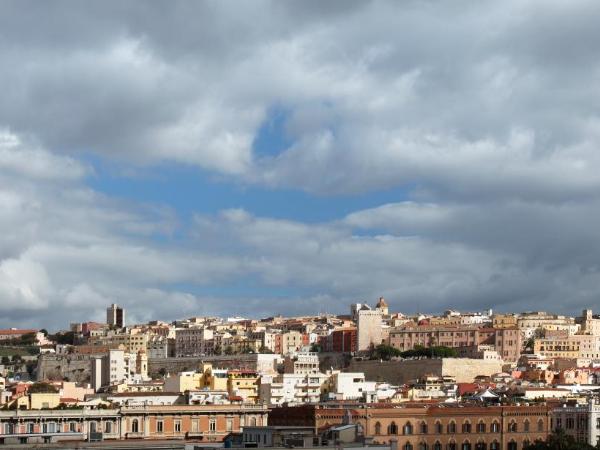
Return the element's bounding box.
[1,0,600,329]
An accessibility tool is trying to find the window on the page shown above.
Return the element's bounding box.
[105,421,112,434]
[209,418,216,432]
[523,440,530,449]
[227,418,233,432]
[89,422,96,433]
[4,423,14,435]
[404,443,413,450]
[463,422,472,433]
[192,419,199,432]
[476,443,486,450]
[156,420,164,433]
[434,442,442,450]
[389,422,398,435]
[448,422,457,434]
[509,421,517,433]
[375,422,382,435]
[491,422,500,433]
[131,419,139,433]
[477,422,486,433]
[419,442,428,450]
[404,422,414,435]
[507,441,517,450]
[538,420,545,432]
[462,442,472,450]
[435,421,443,434]
[69,422,76,433]
[523,420,530,432]
[448,442,457,450]
[421,422,428,434]
[490,442,500,450]
[28,423,35,433]
[175,420,182,433]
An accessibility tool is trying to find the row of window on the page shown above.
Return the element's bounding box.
[374,419,544,435]
[394,440,532,450]
[3,421,114,435]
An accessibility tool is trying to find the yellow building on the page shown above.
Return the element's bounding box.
[227,370,259,403]
[27,393,61,410]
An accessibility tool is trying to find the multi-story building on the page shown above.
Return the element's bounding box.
[533,334,600,362]
[389,326,521,362]
[175,327,214,357]
[0,404,268,445]
[518,312,578,339]
[227,370,260,404]
[106,304,125,328]
[283,352,320,375]
[552,398,600,447]
[269,404,551,449]
[577,309,600,336]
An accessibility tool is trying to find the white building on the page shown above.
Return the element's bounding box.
[356,307,383,351]
[326,371,375,401]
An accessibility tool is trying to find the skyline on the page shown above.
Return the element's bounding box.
[2,1,600,328]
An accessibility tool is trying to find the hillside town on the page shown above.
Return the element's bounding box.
[1,301,600,448]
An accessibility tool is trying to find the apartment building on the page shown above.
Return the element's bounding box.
[175,327,214,357]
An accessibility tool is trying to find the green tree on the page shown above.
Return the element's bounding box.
[370,344,402,360]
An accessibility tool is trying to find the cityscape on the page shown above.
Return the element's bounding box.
[2,1,600,450]
[1,303,600,448]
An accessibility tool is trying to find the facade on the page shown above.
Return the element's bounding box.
[552,398,600,447]
[175,327,214,357]
[0,404,268,444]
[269,404,551,449]
[357,308,383,351]
[106,304,125,328]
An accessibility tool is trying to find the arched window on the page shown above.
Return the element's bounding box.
[523,439,530,449]
[462,421,472,433]
[105,421,112,434]
[404,442,413,450]
[419,442,428,450]
[448,421,456,434]
[537,419,544,432]
[420,421,428,434]
[435,421,443,434]
[476,442,487,450]
[131,419,139,433]
[434,441,442,450]
[508,421,517,433]
[375,422,382,435]
[523,420,530,432]
[404,422,414,435]
[507,440,518,450]
[491,421,500,433]
[477,421,486,433]
[462,441,471,450]
[388,422,398,435]
[490,441,500,450]
[447,441,457,450]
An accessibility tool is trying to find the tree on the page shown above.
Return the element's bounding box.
[11,354,22,363]
[370,344,402,361]
[524,430,596,450]
[1,356,10,365]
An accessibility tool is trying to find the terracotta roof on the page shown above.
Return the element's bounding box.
[0,329,38,335]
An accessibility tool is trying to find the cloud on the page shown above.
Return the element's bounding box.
[1,1,600,327]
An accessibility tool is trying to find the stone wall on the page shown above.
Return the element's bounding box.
[346,357,504,384]
[36,354,95,383]
[148,354,280,377]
